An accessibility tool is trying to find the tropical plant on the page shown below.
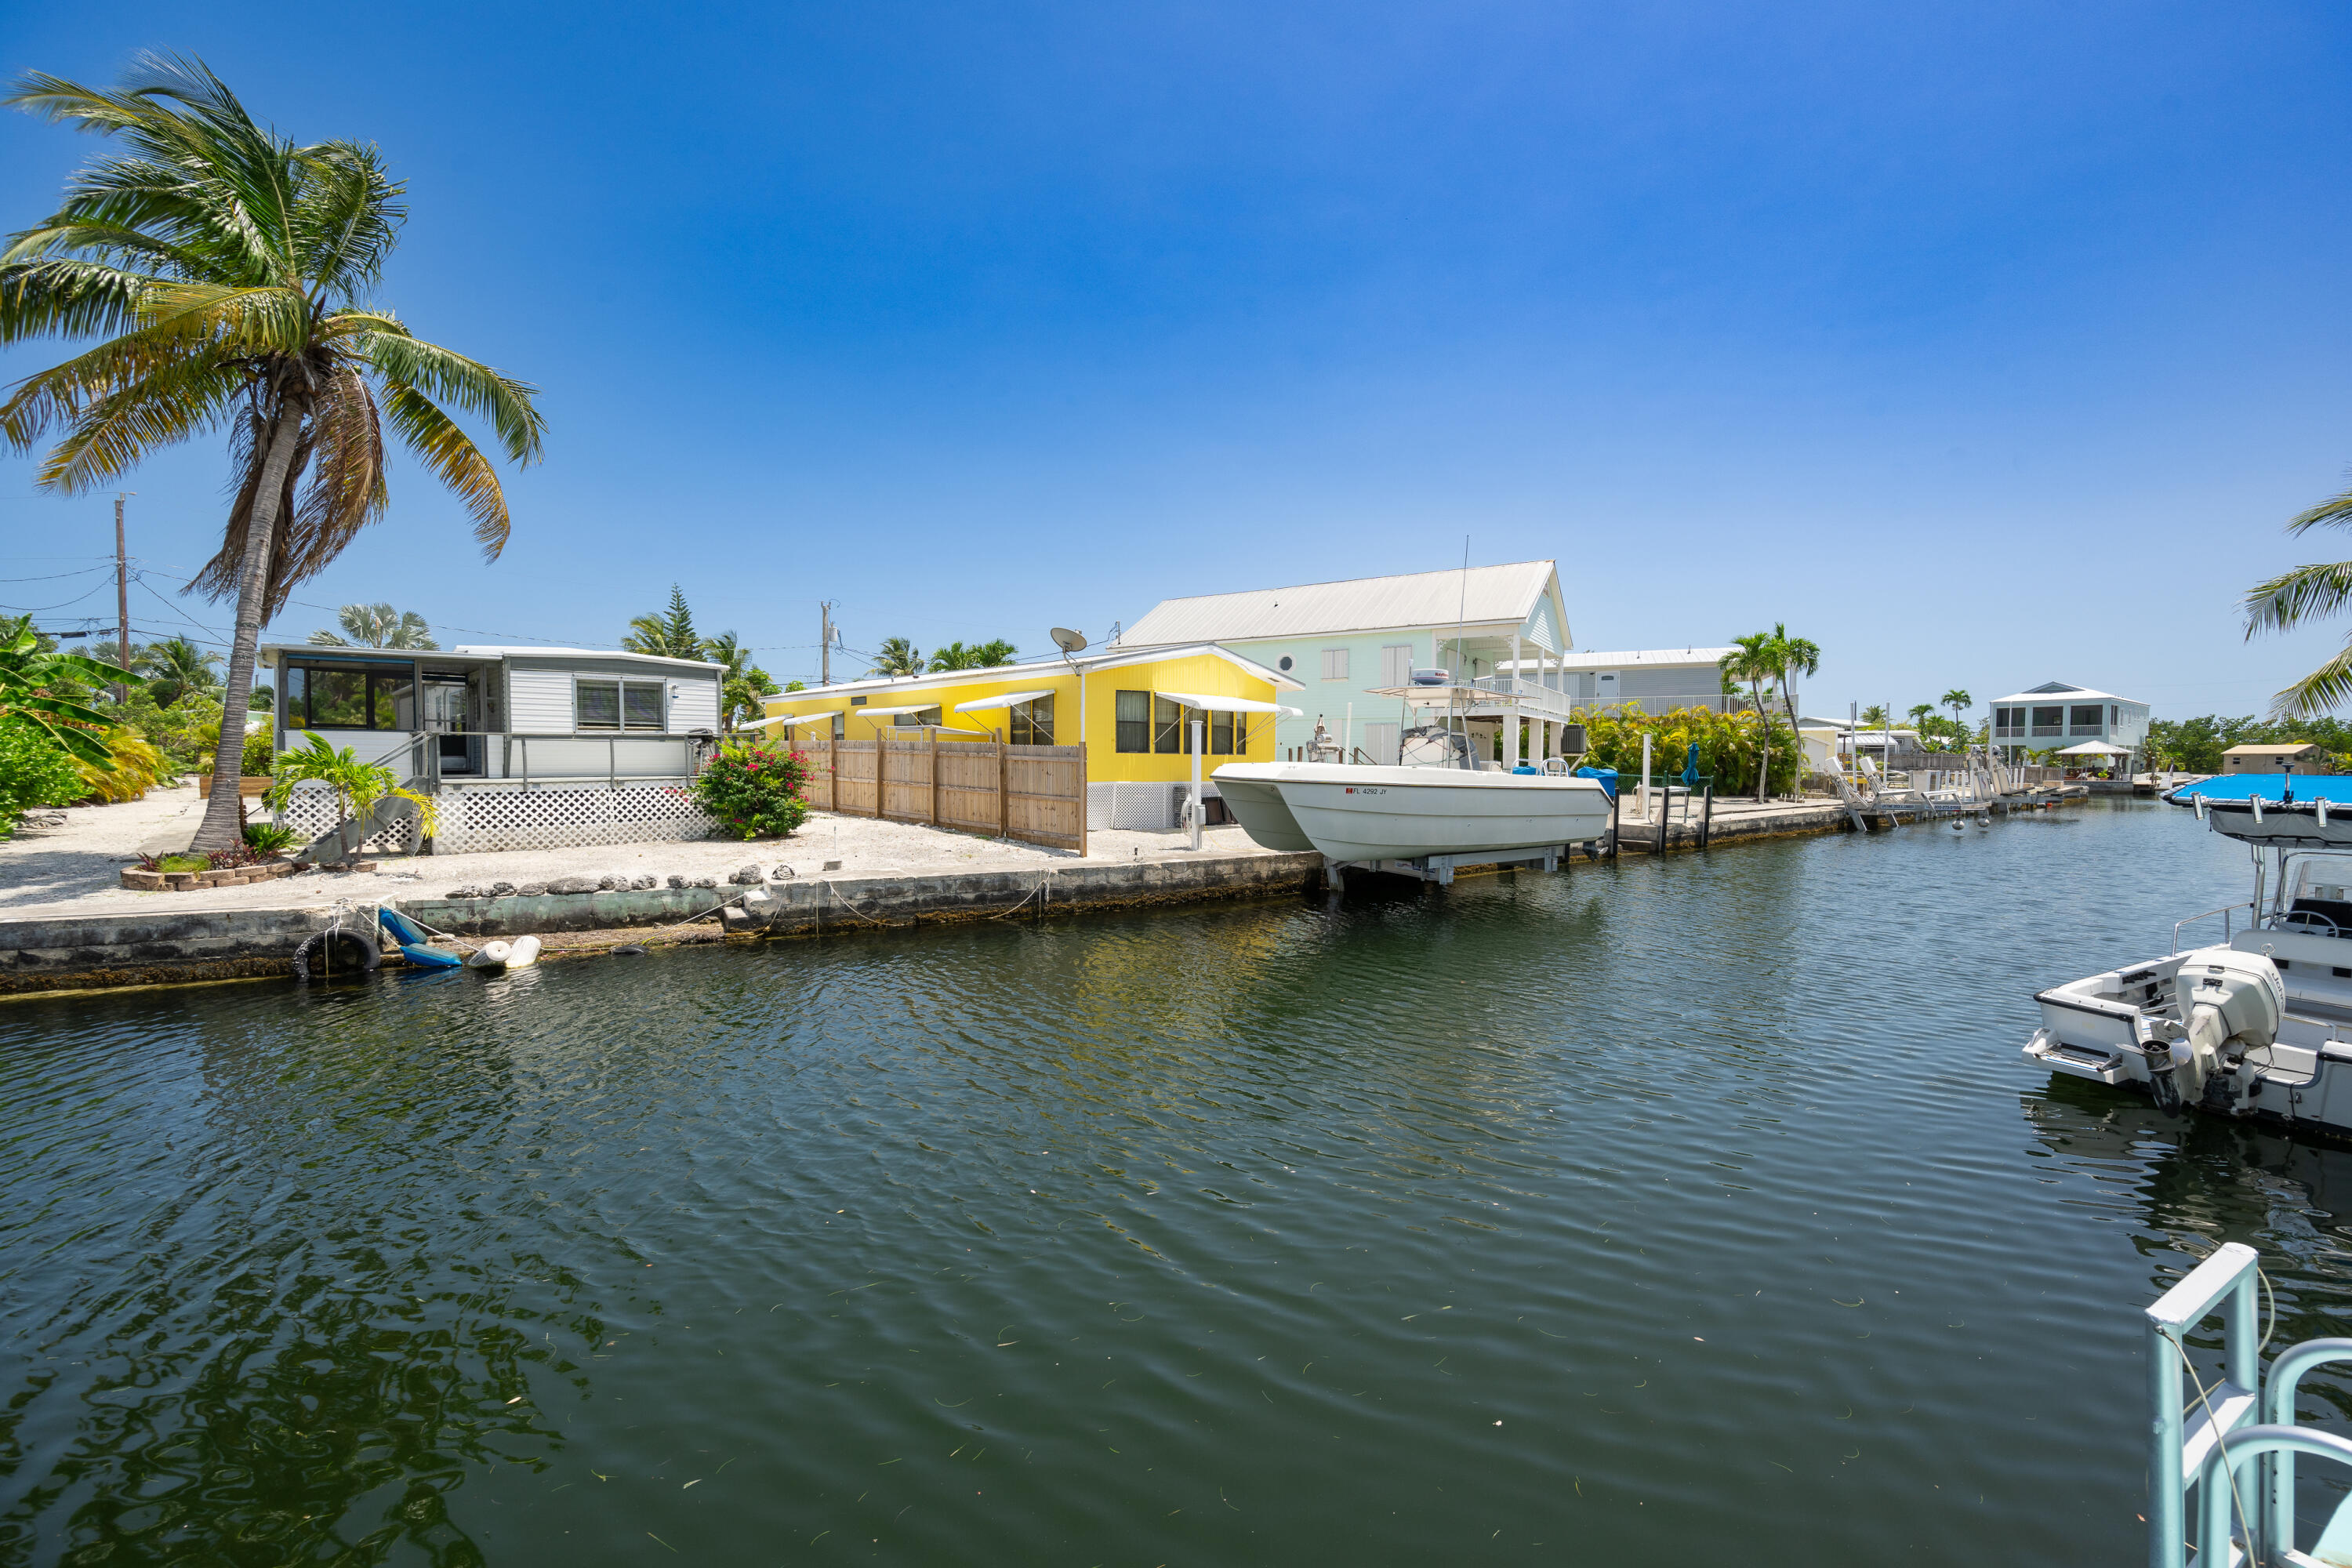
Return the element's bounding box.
[249,681,273,711]
[136,635,222,706]
[869,637,923,677]
[0,613,132,768]
[1906,703,1934,735]
[625,586,702,660]
[74,726,165,802]
[1940,688,1972,733]
[0,56,545,854]
[263,731,434,862]
[1719,633,1779,802]
[0,717,86,837]
[307,602,437,648]
[702,630,780,730]
[928,638,1019,672]
[691,739,810,839]
[1858,703,1890,728]
[241,819,299,854]
[1760,623,1820,746]
[1579,705,1799,799]
[2241,479,2352,714]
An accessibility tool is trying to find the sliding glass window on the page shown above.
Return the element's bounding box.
[283,662,414,731]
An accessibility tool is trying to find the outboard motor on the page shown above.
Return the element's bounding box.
[2166,947,2285,1111]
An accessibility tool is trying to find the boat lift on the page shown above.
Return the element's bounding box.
[2144,1242,2352,1566]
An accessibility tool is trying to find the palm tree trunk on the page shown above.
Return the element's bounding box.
[190,401,306,853]
[1752,680,1770,803]
[1782,690,1804,779]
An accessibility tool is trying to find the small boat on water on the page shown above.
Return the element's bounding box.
[2024,772,2352,1137]
[1213,759,1611,864]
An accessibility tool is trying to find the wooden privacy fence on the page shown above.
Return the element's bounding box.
[794,732,1086,854]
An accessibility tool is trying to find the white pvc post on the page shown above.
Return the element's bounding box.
[1641,732,1653,821]
[1345,702,1353,763]
[1190,717,1204,851]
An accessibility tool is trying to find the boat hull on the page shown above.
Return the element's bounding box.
[1210,773,1316,852]
[1213,763,1611,862]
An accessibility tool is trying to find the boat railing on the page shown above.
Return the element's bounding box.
[2146,1243,2262,1568]
[2174,902,2256,953]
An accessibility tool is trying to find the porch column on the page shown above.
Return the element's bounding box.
[1507,633,1523,767]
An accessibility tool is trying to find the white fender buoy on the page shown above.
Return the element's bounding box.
[466,940,514,970]
[505,935,543,969]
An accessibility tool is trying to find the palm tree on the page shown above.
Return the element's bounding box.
[1859,703,1890,728]
[2245,490,2352,717]
[309,602,436,648]
[624,586,702,660]
[137,635,221,707]
[1766,624,1819,753]
[1906,702,1933,733]
[1719,633,1777,802]
[1940,688,1972,737]
[870,637,922,677]
[927,638,1020,672]
[0,57,544,851]
[701,630,778,730]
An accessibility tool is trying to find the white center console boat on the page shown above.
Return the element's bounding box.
[2025,775,2352,1135]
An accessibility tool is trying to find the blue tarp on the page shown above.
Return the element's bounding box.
[2167,773,2352,804]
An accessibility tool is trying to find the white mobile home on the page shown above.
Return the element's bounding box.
[258,643,725,853]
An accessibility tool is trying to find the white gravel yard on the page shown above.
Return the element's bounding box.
[0,785,1273,920]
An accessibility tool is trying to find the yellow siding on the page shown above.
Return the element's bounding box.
[757,653,1283,782]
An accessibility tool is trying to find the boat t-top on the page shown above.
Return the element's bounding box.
[1213,670,1613,876]
[2025,771,2352,1137]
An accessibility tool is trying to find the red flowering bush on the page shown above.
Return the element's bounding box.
[691,739,811,840]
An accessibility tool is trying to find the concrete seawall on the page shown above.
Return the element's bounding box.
[1,851,1329,996]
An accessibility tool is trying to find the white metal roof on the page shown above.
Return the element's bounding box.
[1504,646,1738,672]
[1993,682,2142,706]
[953,689,1058,713]
[1154,690,1302,716]
[1120,561,1559,644]
[454,644,723,671]
[767,642,1300,706]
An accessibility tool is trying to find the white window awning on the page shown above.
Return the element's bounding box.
[952,688,1057,713]
[741,711,827,729]
[1155,690,1302,717]
[850,704,938,720]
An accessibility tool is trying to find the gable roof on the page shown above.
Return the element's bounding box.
[1121,561,1559,645]
[1994,683,2142,706]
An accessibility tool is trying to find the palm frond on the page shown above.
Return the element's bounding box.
[2271,639,2352,720]
[2243,561,2352,638]
[361,330,544,464]
[140,281,310,353]
[376,379,511,556]
[274,366,386,596]
[2286,487,2352,539]
[30,357,246,491]
[292,142,404,294]
[0,256,164,342]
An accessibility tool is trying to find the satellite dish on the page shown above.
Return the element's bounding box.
[1050,627,1088,655]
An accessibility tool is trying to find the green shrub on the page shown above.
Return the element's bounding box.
[242,822,300,855]
[0,717,88,838]
[1577,706,1802,797]
[155,853,211,873]
[692,740,811,840]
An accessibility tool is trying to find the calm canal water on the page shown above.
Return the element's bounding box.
[6,801,2351,1565]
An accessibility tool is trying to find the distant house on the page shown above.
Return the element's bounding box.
[1119,561,1575,765]
[1502,646,1755,717]
[1991,682,2149,764]
[2222,743,2335,775]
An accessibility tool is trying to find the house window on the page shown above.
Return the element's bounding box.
[1153,696,1187,754]
[2070,704,2103,734]
[1210,710,1248,754]
[1381,645,1414,688]
[1116,690,1150,753]
[577,678,667,731]
[1012,695,1054,746]
[282,662,413,731]
[2031,706,2064,737]
[1321,648,1350,681]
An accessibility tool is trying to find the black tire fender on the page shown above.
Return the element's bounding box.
[292,927,382,982]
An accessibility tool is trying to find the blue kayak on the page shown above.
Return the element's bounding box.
[378,907,464,968]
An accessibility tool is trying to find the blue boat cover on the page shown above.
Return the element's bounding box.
[399,943,464,968]
[2167,773,2352,804]
[376,906,430,946]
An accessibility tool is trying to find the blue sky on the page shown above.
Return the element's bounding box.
[5,2,2352,720]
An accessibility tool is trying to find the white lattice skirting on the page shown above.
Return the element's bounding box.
[273,781,718,855]
[274,781,422,855]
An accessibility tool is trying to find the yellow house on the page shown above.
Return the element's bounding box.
[751,642,1301,786]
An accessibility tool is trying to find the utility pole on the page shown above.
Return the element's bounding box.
[114,492,134,702]
[819,601,836,687]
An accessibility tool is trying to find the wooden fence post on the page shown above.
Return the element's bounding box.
[930,729,941,826]
[996,736,1009,839]
[874,728,885,818]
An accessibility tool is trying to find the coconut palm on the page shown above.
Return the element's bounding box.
[927,638,1019,672]
[701,630,779,730]
[624,586,702,660]
[869,637,923,677]
[0,57,544,851]
[1768,625,1820,749]
[1719,633,1778,803]
[1859,703,1890,728]
[136,634,221,707]
[308,602,436,648]
[2243,491,2352,717]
